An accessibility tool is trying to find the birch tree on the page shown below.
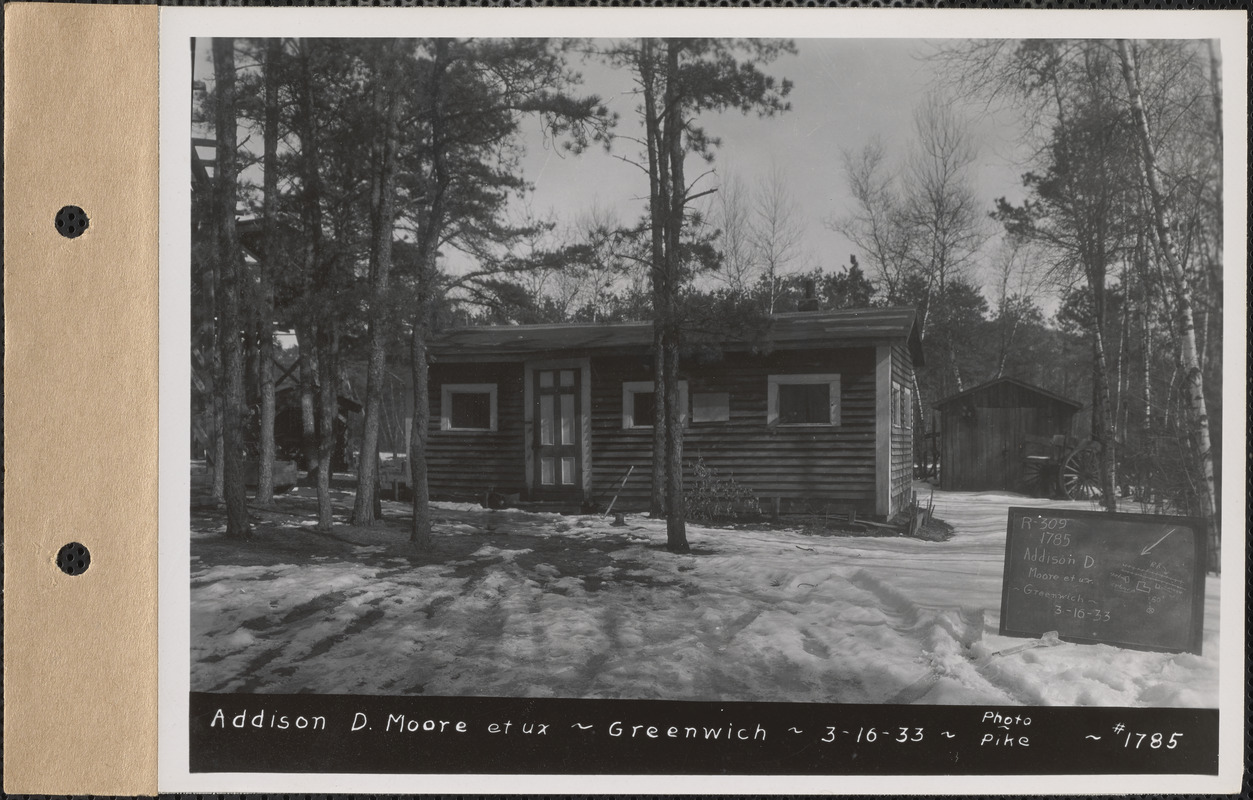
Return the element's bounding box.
[1116,39,1218,565]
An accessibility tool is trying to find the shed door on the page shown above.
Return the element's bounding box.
[974,407,1018,491]
[532,368,582,500]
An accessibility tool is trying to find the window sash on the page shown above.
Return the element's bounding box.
[449,391,492,430]
[691,392,730,423]
[622,380,688,429]
[767,374,840,427]
[440,383,498,431]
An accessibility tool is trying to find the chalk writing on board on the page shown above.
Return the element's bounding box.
[999,507,1206,654]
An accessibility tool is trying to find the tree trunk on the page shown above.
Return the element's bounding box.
[297,324,319,483]
[1083,251,1119,513]
[353,39,404,525]
[650,323,669,519]
[256,37,282,507]
[409,301,433,548]
[316,329,338,530]
[661,38,689,553]
[1090,318,1118,512]
[407,40,455,549]
[203,228,226,503]
[640,38,668,520]
[213,38,250,539]
[1117,39,1218,568]
[212,393,225,502]
[296,39,333,526]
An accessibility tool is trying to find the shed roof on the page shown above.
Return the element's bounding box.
[933,376,1082,411]
[430,307,924,364]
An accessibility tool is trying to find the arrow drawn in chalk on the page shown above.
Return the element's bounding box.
[1141,527,1178,556]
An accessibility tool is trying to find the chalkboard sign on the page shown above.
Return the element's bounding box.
[999,507,1206,654]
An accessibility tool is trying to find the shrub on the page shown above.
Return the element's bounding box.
[686,458,760,522]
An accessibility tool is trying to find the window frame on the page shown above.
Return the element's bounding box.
[767,373,841,427]
[690,391,731,424]
[440,383,498,432]
[622,380,689,429]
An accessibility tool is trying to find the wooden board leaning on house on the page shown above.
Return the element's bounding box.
[999,507,1206,655]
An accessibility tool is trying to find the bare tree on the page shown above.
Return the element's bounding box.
[829,140,912,302]
[902,94,989,350]
[833,96,987,420]
[751,161,809,313]
[988,237,1050,379]
[710,170,755,295]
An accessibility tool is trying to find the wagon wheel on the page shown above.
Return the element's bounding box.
[1020,457,1053,498]
[1061,441,1104,501]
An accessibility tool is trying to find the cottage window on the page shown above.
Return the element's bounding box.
[441,383,498,431]
[632,391,656,427]
[622,380,688,429]
[891,382,912,429]
[767,374,840,426]
[691,392,730,423]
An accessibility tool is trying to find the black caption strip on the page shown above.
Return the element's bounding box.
[190,692,1217,776]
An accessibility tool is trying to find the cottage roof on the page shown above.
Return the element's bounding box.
[431,307,924,364]
[934,376,1082,411]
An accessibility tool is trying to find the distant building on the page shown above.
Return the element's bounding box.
[934,377,1082,494]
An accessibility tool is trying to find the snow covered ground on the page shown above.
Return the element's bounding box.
[190,485,1219,706]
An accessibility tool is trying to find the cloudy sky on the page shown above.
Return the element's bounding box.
[516,39,1031,291]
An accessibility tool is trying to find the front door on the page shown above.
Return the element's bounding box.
[532,367,582,500]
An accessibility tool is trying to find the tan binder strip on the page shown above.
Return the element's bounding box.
[4,4,160,794]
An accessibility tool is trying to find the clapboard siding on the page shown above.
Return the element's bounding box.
[426,363,527,499]
[889,343,915,515]
[589,348,879,513]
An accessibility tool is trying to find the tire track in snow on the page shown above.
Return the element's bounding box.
[849,570,1022,704]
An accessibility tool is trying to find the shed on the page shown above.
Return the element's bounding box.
[398,308,924,519]
[934,377,1082,493]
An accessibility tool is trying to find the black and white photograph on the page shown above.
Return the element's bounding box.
[163,8,1244,791]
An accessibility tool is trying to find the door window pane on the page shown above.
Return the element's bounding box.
[560,457,575,485]
[560,394,575,444]
[778,383,830,425]
[539,395,554,445]
[559,369,575,387]
[539,370,554,388]
[540,457,554,485]
[449,392,491,430]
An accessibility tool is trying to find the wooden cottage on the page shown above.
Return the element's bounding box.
[934,377,1082,493]
[404,308,923,519]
